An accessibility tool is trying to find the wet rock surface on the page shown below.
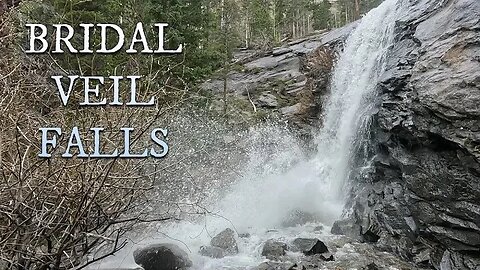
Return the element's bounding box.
[212,228,238,252]
[247,233,426,270]
[291,238,329,256]
[342,0,480,269]
[261,240,288,259]
[133,243,192,270]
[331,218,362,241]
[198,228,243,259]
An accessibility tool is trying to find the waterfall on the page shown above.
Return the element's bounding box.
[312,0,400,206]
[92,0,402,268]
[211,0,402,231]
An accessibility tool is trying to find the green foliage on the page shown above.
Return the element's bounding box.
[312,0,332,30]
[18,0,384,99]
[335,0,384,26]
[20,0,227,89]
[146,0,223,80]
[248,0,273,43]
[360,0,384,14]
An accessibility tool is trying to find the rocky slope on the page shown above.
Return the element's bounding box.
[337,0,480,269]
[200,23,356,133]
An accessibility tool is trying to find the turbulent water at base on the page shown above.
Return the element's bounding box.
[91,0,402,269]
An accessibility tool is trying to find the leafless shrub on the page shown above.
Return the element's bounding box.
[293,46,335,120]
[305,46,335,77]
[0,6,192,269]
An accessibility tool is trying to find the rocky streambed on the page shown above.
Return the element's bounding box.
[112,221,425,270]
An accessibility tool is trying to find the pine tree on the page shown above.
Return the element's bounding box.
[313,0,333,30]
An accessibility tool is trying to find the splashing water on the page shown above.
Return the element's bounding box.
[209,0,402,233]
[91,0,402,269]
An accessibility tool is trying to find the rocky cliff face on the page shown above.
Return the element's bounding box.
[341,0,480,269]
[200,24,356,133]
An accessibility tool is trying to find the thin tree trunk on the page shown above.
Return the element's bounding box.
[223,67,227,117]
[303,14,306,36]
[307,14,310,33]
[345,6,349,24]
[272,2,276,42]
[355,0,360,19]
[334,11,338,28]
[245,15,249,48]
[245,25,249,48]
[292,21,295,39]
[222,0,228,118]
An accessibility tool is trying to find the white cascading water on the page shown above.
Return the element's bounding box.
[311,0,401,206]
[92,0,401,269]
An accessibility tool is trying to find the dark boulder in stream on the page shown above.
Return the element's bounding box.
[210,228,239,255]
[133,243,192,270]
[261,240,288,258]
[199,228,239,258]
[291,238,329,255]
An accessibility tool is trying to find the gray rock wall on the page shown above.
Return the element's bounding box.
[345,0,480,269]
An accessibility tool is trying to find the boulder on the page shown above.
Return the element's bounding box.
[257,92,279,108]
[331,218,362,240]
[291,238,329,256]
[210,228,238,255]
[272,47,293,56]
[133,243,192,270]
[261,240,288,258]
[280,104,303,118]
